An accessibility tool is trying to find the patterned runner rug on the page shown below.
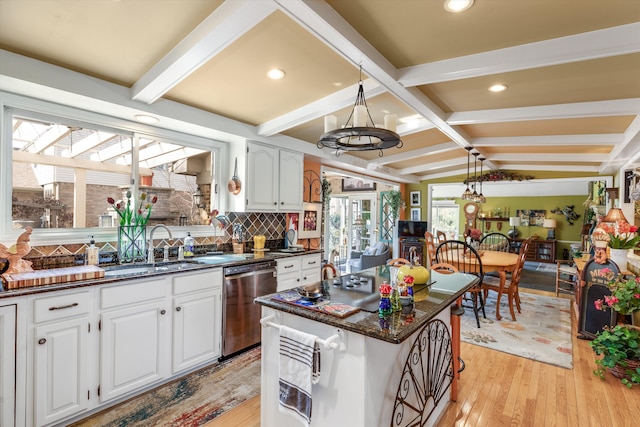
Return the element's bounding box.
[460,292,573,369]
[71,346,261,427]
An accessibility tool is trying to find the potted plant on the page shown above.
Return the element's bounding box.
[591,273,640,388]
[387,190,405,222]
[590,324,640,388]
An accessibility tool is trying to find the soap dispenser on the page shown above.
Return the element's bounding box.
[184,232,195,257]
[86,236,99,266]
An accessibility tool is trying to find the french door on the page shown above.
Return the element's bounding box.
[326,194,376,271]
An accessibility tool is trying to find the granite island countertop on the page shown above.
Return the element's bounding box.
[255,264,479,344]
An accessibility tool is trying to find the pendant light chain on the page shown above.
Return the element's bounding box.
[461,147,473,200]
[478,156,486,203]
[471,152,479,200]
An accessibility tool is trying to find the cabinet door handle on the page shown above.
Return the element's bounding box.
[176,307,182,312]
[160,309,166,315]
[38,338,46,345]
[284,265,294,269]
[296,278,300,282]
[274,202,277,205]
[48,302,78,311]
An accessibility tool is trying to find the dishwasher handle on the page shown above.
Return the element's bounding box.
[224,268,276,282]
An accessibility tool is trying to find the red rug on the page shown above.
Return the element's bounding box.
[71,346,261,426]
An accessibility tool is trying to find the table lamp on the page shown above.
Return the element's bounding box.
[509,216,521,238]
[543,218,557,240]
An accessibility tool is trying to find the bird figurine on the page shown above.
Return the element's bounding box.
[0,227,34,275]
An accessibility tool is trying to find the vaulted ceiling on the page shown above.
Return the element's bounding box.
[1,0,639,184]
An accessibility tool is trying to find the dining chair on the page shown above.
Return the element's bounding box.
[556,260,578,296]
[430,262,459,274]
[479,232,510,252]
[436,230,447,244]
[481,237,531,321]
[386,258,411,267]
[424,231,437,267]
[435,240,485,327]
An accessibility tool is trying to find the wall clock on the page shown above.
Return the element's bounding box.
[464,202,479,228]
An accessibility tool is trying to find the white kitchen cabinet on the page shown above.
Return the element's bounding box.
[277,256,302,291]
[276,253,322,291]
[246,141,303,212]
[30,291,92,427]
[99,279,169,403]
[171,269,222,373]
[300,253,322,286]
[0,304,16,427]
[278,149,304,211]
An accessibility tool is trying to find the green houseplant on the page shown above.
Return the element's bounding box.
[387,190,405,221]
[590,325,640,388]
[591,273,640,388]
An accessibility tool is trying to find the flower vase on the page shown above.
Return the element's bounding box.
[609,248,630,271]
[118,225,147,263]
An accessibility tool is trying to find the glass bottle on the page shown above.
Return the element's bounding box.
[379,283,392,318]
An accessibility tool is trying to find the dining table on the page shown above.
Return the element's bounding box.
[438,247,520,320]
[477,249,519,320]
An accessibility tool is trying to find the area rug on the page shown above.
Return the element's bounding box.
[460,292,573,369]
[71,346,261,427]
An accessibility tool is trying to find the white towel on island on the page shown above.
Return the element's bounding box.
[279,325,321,426]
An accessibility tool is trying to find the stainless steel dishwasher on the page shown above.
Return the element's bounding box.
[222,260,277,358]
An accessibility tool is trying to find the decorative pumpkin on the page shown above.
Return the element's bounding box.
[397,262,430,285]
[397,246,430,285]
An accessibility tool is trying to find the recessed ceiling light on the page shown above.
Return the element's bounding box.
[267,69,285,80]
[444,0,474,13]
[489,84,508,92]
[134,114,159,124]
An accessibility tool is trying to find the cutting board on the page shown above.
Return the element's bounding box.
[3,265,105,289]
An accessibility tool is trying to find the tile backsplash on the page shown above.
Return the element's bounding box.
[23,212,289,269]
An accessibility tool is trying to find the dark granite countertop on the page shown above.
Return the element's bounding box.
[255,265,478,344]
[0,249,322,298]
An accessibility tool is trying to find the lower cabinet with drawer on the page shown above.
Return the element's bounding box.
[276,253,322,291]
[171,270,222,374]
[99,277,170,403]
[28,290,93,427]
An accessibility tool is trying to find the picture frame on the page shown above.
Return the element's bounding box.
[410,208,421,221]
[341,178,377,192]
[410,191,421,206]
[298,202,322,238]
[515,209,547,227]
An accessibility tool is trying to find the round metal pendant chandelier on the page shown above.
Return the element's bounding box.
[317,66,402,157]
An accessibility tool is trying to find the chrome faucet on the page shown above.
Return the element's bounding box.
[147,224,173,264]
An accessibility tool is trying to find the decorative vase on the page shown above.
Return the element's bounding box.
[609,248,630,270]
[118,225,147,263]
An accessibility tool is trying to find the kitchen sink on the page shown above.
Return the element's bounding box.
[104,261,201,277]
[193,253,254,265]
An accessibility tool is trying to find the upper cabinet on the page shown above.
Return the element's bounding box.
[245,141,303,212]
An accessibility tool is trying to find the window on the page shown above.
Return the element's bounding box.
[432,201,459,240]
[2,97,224,244]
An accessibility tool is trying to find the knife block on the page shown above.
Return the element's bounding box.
[233,242,244,254]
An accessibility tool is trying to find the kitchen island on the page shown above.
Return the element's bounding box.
[255,265,478,427]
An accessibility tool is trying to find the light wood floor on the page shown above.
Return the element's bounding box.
[205,291,640,427]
